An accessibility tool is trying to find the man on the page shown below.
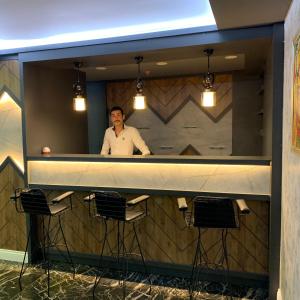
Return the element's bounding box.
[100,106,150,155]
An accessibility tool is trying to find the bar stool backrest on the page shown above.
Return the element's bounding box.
[94,191,127,221]
[193,196,238,228]
[20,189,51,215]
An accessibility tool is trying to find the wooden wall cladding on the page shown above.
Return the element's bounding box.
[106,74,233,155]
[0,60,23,169]
[0,163,26,251]
[47,191,268,275]
[0,60,20,98]
[0,60,27,251]
[107,74,232,123]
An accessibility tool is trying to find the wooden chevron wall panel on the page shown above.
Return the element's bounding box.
[0,90,24,171]
[0,60,21,99]
[107,74,232,123]
[0,163,26,251]
[0,60,23,171]
[0,60,27,252]
[106,74,232,155]
[47,191,268,275]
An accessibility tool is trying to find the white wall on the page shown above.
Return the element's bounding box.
[280,0,300,299]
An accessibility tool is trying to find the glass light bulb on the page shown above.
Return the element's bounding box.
[73,95,86,111]
[133,94,146,110]
[201,90,216,107]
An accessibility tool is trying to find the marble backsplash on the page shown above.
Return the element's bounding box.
[28,160,271,196]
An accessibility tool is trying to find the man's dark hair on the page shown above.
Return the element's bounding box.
[110,106,124,115]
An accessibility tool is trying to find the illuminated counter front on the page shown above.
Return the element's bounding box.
[27,155,271,200]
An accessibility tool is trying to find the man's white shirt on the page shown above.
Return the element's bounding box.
[100,125,150,155]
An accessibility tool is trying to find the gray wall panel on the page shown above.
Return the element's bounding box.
[24,64,88,155]
[232,72,263,155]
[86,81,107,154]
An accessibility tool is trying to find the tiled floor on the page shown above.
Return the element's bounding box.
[0,260,268,299]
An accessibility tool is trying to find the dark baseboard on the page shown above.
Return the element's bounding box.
[48,250,268,288]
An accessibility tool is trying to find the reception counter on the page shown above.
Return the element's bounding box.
[24,155,271,281]
[27,155,271,200]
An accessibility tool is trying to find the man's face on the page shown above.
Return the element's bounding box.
[111,110,125,127]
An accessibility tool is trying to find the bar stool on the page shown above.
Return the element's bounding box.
[84,191,151,299]
[177,196,250,299]
[11,188,75,297]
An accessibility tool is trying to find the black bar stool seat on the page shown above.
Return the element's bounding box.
[11,188,75,297]
[84,190,151,299]
[191,196,239,299]
[177,196,250,299]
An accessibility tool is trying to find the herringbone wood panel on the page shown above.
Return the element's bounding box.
[107,74,232,123]
[0,59,26,251]
[0,61,20,98]
[46,192,268,274]
[0,163,26,250]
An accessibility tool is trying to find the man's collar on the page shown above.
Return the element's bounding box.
[112,124,125,131]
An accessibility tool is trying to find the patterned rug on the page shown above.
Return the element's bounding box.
[0,260,268,299]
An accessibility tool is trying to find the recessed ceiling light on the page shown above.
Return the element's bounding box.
[96,66,107,70]
[156,61,168,66]
[225,55,238,60]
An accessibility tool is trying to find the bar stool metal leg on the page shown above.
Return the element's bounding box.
[90,191,151,299]
[189,227,201,299]
[15,189,74,298]
[19,226,31,291]
[41,217,47,273]
[117,220,121,285]
[221,229,233,300]
[46,216,52,297]
[93,219,108,298]
[122,222,126,299]
[58,215,75,278]
[222,229,229,271]
[133,222,152,296]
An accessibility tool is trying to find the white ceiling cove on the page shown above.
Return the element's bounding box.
[0,0,292,51]
[0,0,215,50]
